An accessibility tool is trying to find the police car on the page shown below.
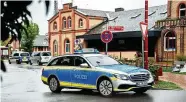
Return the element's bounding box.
[41,48,154,97]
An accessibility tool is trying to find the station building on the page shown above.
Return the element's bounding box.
[48,1,186,62]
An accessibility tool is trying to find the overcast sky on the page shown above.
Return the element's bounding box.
[27,0,167,35]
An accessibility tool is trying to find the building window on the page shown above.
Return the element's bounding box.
[79,19,83,28]
[53,40,58,56]
[53,22,57,30]
[65,39,70,53]
[62,17,66,29]
[164,32,176,51]
[67,16,72,28]
[179,3,186,18]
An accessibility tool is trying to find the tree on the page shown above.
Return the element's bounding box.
[21,22,39,53]
[1,1,50,79]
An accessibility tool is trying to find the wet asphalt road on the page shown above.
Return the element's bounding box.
[1,61,186,102]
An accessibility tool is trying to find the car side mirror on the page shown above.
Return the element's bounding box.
[80,63,89,68]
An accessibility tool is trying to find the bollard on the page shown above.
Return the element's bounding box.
[158,66,163,76]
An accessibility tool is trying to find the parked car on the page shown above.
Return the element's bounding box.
[9,52,30,64]
[30,51,52,65]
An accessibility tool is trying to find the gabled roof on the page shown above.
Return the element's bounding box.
[33,35,48,47]
[76,8,113,17]
[85,5,167,35]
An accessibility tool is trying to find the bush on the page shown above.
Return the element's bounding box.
[149,65,160,79]
[176,55,186,61]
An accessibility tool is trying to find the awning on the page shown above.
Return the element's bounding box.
[76,30,161,40]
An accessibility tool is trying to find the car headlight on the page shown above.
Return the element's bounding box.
[114,74,129,80]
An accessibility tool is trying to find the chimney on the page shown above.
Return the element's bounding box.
[63,3,73,10]
[115,8,124,12]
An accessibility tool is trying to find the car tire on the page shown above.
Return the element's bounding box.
[37,61,42,66]
[134,88,148,94]
[8,60,11,64]
[16,60,21,64]
[98,79,114,97]
[30,61,32,65]
[48,77,61,93]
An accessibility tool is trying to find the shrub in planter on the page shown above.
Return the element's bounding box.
[149,65,160,81]
[176,55,186,61]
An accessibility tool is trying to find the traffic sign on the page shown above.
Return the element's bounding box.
[108,26,124,31]
[100,30,113,43]
[74,39,80,45]
[140,22,148,40]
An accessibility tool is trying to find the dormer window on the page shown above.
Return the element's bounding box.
[179,3,186,18]
[79,19,83,28]
[62,17,67,29]
[53,22,57,30]
[67,16,72,28]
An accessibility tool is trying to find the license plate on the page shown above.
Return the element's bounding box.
[136,82,148,87]
[45,57,49,59]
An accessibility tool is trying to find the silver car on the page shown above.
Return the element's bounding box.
[30,51,52,65]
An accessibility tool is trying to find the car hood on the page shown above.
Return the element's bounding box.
[97,64,148,74]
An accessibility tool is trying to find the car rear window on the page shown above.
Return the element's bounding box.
[20,53,29,56]
[42,52,51,56]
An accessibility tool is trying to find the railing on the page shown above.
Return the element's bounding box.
[155,18,186,29]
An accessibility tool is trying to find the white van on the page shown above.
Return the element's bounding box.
[30,51,52,65]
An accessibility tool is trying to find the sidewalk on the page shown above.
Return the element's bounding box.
[159,72,186,90]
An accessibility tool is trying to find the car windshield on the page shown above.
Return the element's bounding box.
[42,52,51,56]
[20,53,29,56]
[86,56,120,66]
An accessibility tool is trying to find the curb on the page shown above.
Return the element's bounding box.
[151,88,183,90]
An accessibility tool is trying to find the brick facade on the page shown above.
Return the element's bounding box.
[156,0,186,61]
[48,3,104,56]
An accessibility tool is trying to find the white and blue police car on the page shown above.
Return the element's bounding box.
[41,48,154,97]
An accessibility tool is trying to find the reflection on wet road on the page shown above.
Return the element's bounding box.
[1,62,186,102]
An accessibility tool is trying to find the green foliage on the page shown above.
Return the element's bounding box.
[176,55,186,61]
[21,22,39,52]
[1,1,50,42]
[154,81,182,90]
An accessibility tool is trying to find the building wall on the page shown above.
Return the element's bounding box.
[89,18,103,29]
[169,0,186,18]
[48,3,105,56]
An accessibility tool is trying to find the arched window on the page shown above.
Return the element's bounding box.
[65,39,70,53]
[164,32,176,51]
[179,3,186,17]
[67,16,72,28]
[62,17,66,29]
[79,18,83,28]
[53,22,57,30]
[53,40,58,56]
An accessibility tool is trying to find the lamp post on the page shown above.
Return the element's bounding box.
[144,0,149,69]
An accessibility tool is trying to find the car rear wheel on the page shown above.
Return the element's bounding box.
[98,79,114,97]
[16,60,21,64]
[134,88,148,94]
[8,60,11,64]
[48,77,61,93]
[37,61,42,66]
[30,61,32,65]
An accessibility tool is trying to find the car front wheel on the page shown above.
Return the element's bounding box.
[48,77,61,93]
[98,79,114,97]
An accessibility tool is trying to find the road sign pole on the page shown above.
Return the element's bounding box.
[142,39,145,68]
[106,43,108,55]
[144,0,149,70]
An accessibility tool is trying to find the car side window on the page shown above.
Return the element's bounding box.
[13,53,19,56]
[74,56,89,67]
[49,57,74,66]
[34,52,40,56]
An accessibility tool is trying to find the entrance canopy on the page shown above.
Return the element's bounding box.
[76,30,161,40]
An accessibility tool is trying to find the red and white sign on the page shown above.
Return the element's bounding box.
[108,26,124,31]
[100,30,113,43]
[140,22,148,40]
